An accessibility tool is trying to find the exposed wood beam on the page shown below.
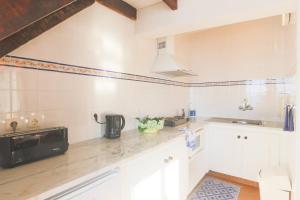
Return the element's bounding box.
[97,0,137,20]
[0,0,95,58]
[163,0,178,10]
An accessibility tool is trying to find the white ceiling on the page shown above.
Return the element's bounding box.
[124,0,162,9]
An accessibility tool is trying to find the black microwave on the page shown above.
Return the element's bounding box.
[0,127,69,168]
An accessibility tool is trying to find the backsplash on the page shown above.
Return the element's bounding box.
[0,56,189,143]
[0,55,294,143]
[190,78,295,121]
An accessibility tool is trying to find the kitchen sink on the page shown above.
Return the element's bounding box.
[231,119,263,126]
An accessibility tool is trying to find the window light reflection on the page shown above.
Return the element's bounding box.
[95,78,116,94]
[100,34,124,71]
[133,170,163,200]
[132,160,180,200]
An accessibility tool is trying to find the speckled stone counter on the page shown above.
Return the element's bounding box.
[0,117,284,200]
[207,117,284,132]
[0,120,205,200]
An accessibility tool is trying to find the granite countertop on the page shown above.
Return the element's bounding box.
[0,118,283,200]
[207,117,284,131]
[0,120,205,200]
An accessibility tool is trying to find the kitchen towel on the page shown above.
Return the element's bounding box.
[284,105,294,132]
[289,105,295,132]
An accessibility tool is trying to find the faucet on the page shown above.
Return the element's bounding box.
[239,98,253,111]
[182,109,185,118]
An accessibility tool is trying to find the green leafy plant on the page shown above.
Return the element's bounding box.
[136,116,164,133]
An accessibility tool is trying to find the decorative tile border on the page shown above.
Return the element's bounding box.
[189,78,293,87]
[0,55,188,87]
[0,55,293,88]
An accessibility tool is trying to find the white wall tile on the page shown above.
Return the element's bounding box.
[190,81,295,122]
[0,90,11,113]
[0,113,11,133]
[0,67,189,143]
[11,68,37,90]
[11,90,38,112]
[0,67,10,90]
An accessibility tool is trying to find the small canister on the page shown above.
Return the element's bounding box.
[189,110,196,119]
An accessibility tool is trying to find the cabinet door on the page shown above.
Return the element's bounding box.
[122,137,187,200]
[241,131,273,181]
[123,154,165,200]
[189,149,208,192]
[164,139,188,200]
[164,158,181,200]
[208,126,242,177]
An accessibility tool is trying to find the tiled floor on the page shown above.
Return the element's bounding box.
[237,183,260,200]
[189,176,241,200]
[189,173,260,200]
[204,174,260,200]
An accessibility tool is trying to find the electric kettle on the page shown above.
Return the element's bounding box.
[94,114,125,139]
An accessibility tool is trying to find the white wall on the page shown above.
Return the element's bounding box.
[292,5,300,200]
[175,16,296,82]
[136,0,296,37]
[0,3,189,144]
[177,16,297,121]
[11,4,155,76]
[190,80,295,121]
[0,4,296,145]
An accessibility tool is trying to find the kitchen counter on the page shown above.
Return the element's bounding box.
[0,120,205,200]
[0,117,284,200]
[207,117,284,132]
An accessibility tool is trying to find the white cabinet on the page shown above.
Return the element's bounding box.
[188,130,208,193]
[207,124,280,181]
[121,136,188,200]
[38,137,187,200]
[66,170,121,200]
[208,126,241,178]
[189,149,208,192]
[44,168,121,200]
[240,131,270,181]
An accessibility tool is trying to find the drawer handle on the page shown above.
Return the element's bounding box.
[244,136,248,140]
[164,158,169,163]
[237,135,241,139]
[168,156,173,161]
[45,168,120,200]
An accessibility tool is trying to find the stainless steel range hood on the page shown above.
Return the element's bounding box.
[152,37,197,77]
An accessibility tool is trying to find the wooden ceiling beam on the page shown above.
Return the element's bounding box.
[163,0,178,10]
[97,0,137,20]
[0,0,95,58]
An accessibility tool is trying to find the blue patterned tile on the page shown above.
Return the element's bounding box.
[189,177,240,200]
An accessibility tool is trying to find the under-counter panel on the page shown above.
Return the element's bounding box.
[207,123,281,182]
[0,124,194,200]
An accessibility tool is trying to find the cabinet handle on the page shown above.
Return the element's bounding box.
[237,135,241,139]
[244,136,248,140]
[45,168,120,200]
[168,156,173,161]
[164,158,169,163]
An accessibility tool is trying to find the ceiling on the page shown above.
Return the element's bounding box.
[124,0,162,9]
